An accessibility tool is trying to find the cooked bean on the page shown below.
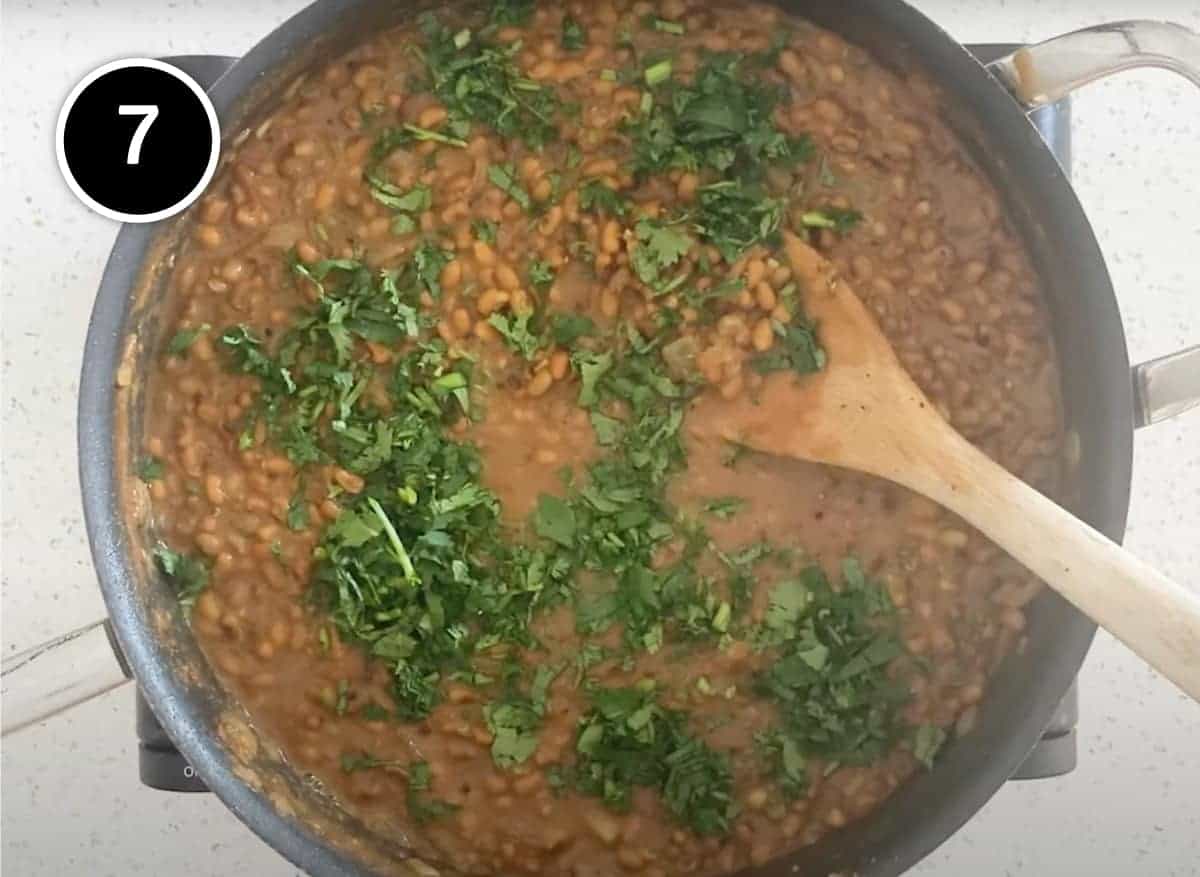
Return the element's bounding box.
[477,288,508,316]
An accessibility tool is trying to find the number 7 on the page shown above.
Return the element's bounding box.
[118,104,159,165]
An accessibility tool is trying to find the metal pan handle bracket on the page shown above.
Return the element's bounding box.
[986,21,1200,429]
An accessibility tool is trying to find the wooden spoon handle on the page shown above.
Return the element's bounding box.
[903,432,1200,700]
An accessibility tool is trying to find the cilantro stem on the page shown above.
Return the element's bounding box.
[403,123,467,147]
[366,497,418,583]
[644,59,673,87]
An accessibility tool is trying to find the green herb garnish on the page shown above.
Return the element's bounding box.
[750,319,826,375]
[800,207,863,233]
[137,456,164,482]
[755,559,912,786]
[702,496,745,520]
[561,15,587,50]
[912,723,947,769]
[419,16,561,148]
[631,217,692,292]
[487,163,532,210]
[152,542,209,617]
[166,324,211,358]
[565,684,735,836]
[472,218,499,244]
[578,180,630,217]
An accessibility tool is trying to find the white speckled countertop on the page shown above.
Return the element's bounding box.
[2,1,1198,874]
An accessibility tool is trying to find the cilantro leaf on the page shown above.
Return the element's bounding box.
[472,218,498,244]
[693,179,783,262]
[749,319,826,375]
[644,59,673,87]
[339,755,458,822]
[488,311,542,360]
[166,323,210,358]
[562,15,587,51]
[484,663,562,769]
[625,53,811,178]
[535,494,576,548]
[702,496,744,520]
[550,313,595,345]
[528,259,555,293]
[152,542,209,617]
[287,489,310,531]
[573,349,614,406]
[567,685,734,836]
[631,218,692,291]
[913,723,948,769]
[488,0,533,27]
[578,180,630,217]
[137,456,164,482]
[800,207,863,233]
[755,561,912,768]
[485,701,541,768]
[487,163,532,210]
[646,16,685,35]
[367,177,432,214]
[419,20,560,148]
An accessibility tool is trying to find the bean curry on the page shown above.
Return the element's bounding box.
[139,0,1065,873]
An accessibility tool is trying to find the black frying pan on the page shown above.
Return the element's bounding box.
[13,2,1200,875]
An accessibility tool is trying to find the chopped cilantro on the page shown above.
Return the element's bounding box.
[912,723,948,769]
[487,0,534,27]
[561,15,587,51]
[528,259,555,293]
[702,496,745,520]
[151,542,209,617]
[488,310,542,359]
[566,684,734,836]
[484,663,561,769]
[487,163,532,210]
[631,218,692,292]
[419,16,560,148]
[800,207,863,233]
[137,456,164,482]
[338,755,458,823]
[166,323,210,358]
[367,178,431,214]
[220,248,569,720]
[693,179,784,262]
[286,489,310,531]
[647,16,685,35]
[364,170,431,236]
[625,53,812,178]
[472,218,499,244]
[360,702,391,722]
[578,180,630,217]
[755,560,912,778]
[534,494,576,548]
[644,59,673,87]
[407,760,461,823]
[750,319,826,375]
[550,313,595,345]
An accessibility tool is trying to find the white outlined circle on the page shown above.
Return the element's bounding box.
[55,58,220,224]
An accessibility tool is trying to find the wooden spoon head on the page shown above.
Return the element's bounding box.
[688,232,944,479]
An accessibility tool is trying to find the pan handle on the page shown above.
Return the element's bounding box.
[985,21,1200,429]
[0,56,240,743]
[1,620,131,736]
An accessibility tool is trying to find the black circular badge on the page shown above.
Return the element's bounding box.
[56,59,219,222]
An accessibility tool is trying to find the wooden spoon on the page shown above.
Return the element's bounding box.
[689,231,1200,700]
